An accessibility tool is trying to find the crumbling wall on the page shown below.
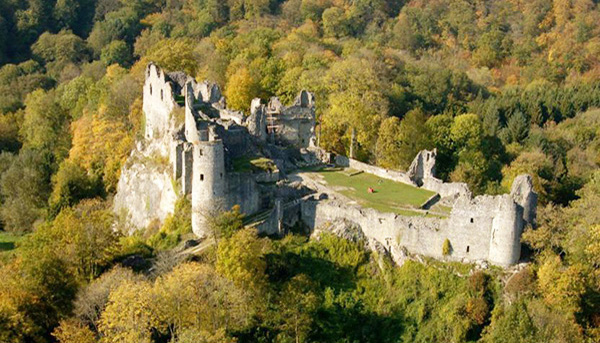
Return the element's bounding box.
[421,177,471,199]
[334,155,414,184]
[300,178,527,267]
[226,172,261,217]
[247,99,268,142]
[143,63,178,140]
[407,149,437,186]
[251,91,316,148]
[510,174,537,227]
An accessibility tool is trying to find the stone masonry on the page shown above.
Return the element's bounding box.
[114,63,537,268]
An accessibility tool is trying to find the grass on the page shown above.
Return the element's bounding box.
[0,231,23,252]
[232,156,278,173]
[317,168,437,216]
[0,231,24,263]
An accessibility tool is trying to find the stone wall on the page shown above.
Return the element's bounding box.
[299,183,527,267]
[421,177,471,199]
[144,63,178,140]
[226,172,262,218]
[334,155,414,184]
[334,151,470,199]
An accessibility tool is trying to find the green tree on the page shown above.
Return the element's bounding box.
[145,38,199,76]
[278,274,319,343]
[100,40,131,67]
[482,301,537,343]
[322,7,350,38]
[49,160,103,216]
[20,89,70,162]
[375,116,401,169]
[451,113,483,150]
[397,108,431,169]
[504,111,530,144]
[21,199,119,281]
[0,149,51,232]
[216,228,271,294]
[321,57,389,159]
[31,30,89,66]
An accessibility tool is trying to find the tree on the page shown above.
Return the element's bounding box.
[205,204,244,245]
[152,263,250,339]
[49,160,103,216]
[482,301,537,343]
[216,228,271,294]
[0,148,51,232]
[472,27,511,68]
[451,149,492,195]
[20,199,119,282]
[145,39,199,76]
[20,89,70,162]
[228,0,270,20]
[87,7,141,54]
[451,113,483,150]
[100,40,131,67]
[322,7,350,38]
[426,114,455,179]
[0,110,23,152]
[504,111,530,144]
[98,279,155,343]
[74,266,144,332]
[52,319,96,343]
[397,108,431,169]
[225,67,261,112]
[321,57,389,159]
[501,149,554,203]
[393,7,439,52]
[375,116,401,169]
[537,255,585,317]
[278,274,319,343]
[32,30,89,66]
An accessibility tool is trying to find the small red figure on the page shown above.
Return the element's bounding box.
[368,187,374,193]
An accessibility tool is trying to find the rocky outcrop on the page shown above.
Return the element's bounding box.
[114,161,177,234]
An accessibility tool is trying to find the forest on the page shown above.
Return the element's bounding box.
[0,0,599,342]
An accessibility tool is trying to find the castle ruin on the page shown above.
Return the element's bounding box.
[114,63,537,268]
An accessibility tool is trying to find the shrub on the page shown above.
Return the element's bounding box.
[442,238,452,256]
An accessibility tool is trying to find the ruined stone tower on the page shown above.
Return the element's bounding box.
[190,125,226,237]
[487,195,523,266]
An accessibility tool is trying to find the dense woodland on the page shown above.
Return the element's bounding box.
[0,0,599,342]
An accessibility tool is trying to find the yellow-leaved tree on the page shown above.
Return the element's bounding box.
[224,67,260,112]
[98,279,155,343]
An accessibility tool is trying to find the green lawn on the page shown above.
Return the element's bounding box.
[0,232,23,251]
[318,169,437,216]
[0,232,25,264]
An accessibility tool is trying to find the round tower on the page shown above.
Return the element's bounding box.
[488,195,523,267]
[191,128,226,237]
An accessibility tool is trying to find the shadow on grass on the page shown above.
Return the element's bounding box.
[0,241,15,251]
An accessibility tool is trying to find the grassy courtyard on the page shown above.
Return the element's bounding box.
[0,231,24,262]
[318,168,437,216]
